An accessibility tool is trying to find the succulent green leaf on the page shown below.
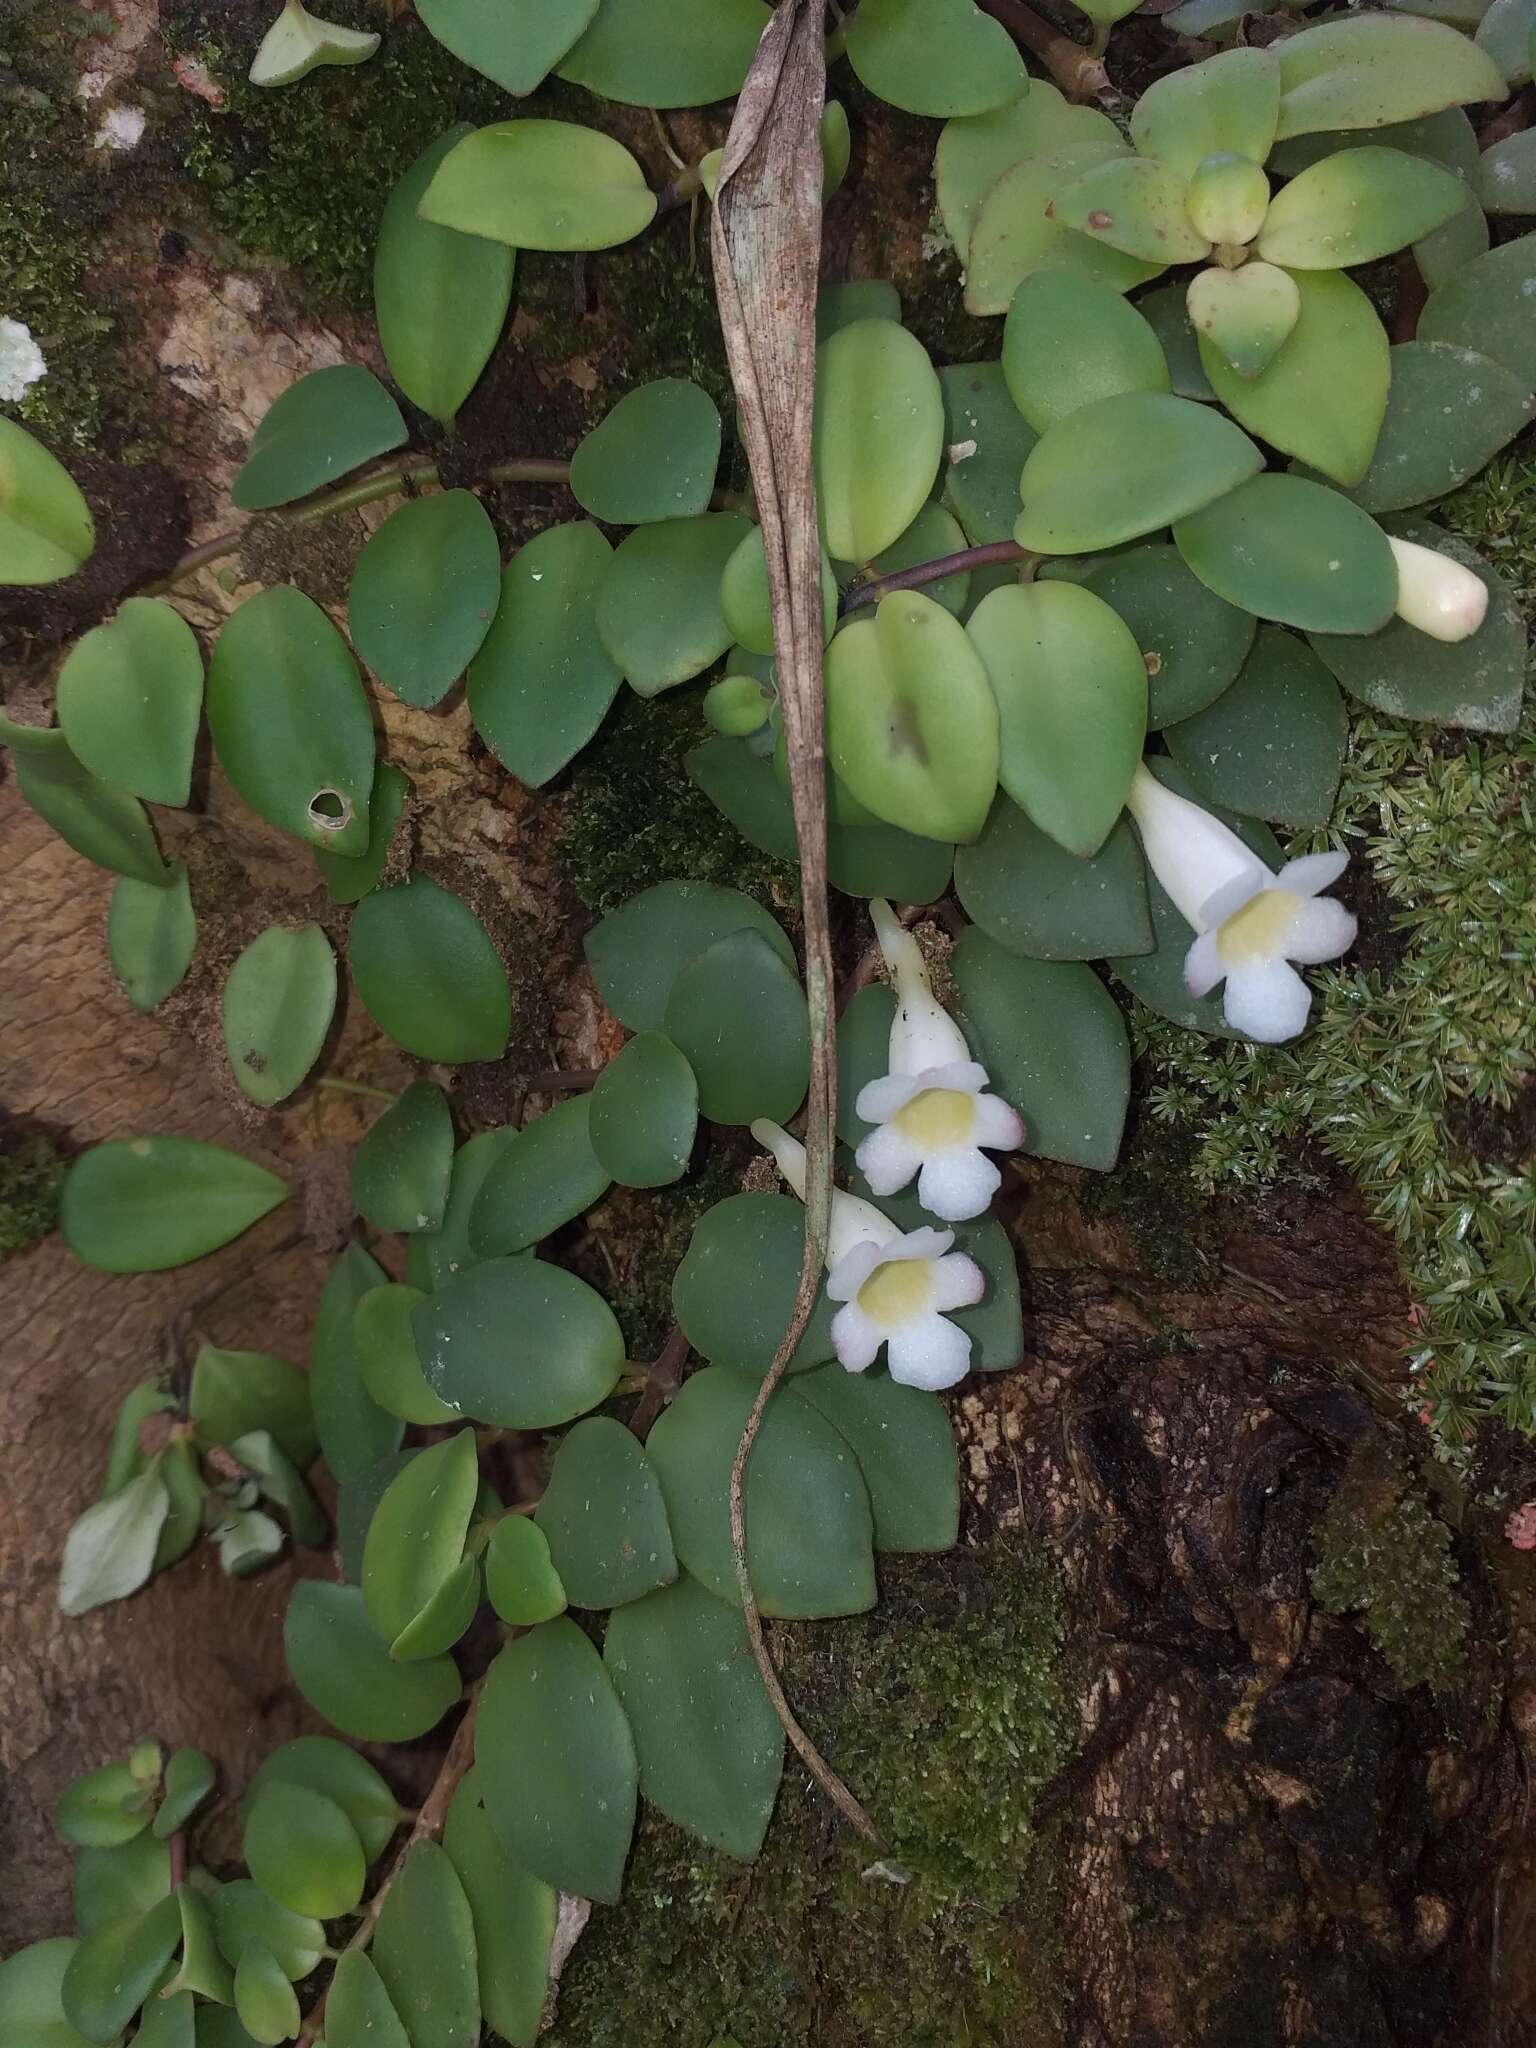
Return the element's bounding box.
[60,1137,288,1273]
[310,1242,403,1484]
[1331,340,1535,515]
[239,1739,400,1863]
[348,492,500,709]
[207,1884,324,1984]
[468,1097,611,1254]
[153,1749,217,1839]
[363,1429,480,1652]
[419,119,656,250]
[721,525,837,650]
[938,361,1038,544]
[325,1950,411,2048]
[388,1553,481,1662]
[966,141,1164,318]
[1186,262,1300,380]
[1130,46,1281,181]
[61,1894,181,2045]
[1165,625,1346,826]
[584,880,797,1032]
[793,1364,959,1553]
[479,1620,639,1903]
[232,1946,297,2048]
[134,1989,196,2048]
[860,502,974,618]
[662,929,809,1128]
[535,1416,677,1610]
[846,0,1027,115]
[214,1506,284,1580]
[557,0,769,103]
[1003,272,1169,433]
[953,932,1130,1170]
[284,1579,461,1741]
[349,873,510,1063]
[0,416,96,584]
[160,1885,232,2006]
[190,1344,317,1470]
[1016,391,1262,554]
[415,1257,625,1428]
[967,580,1146,857]
[0,1939,99,2048]
[313,760,409,905]
[1478,124,1536,209]
[1174,472,1397,633]
[1257,146,1469,267]
[826,592,999,843]
[354,1284,457,1426]
[596,512,753,697]
[352,1081,454,1235]
[248,2,378,85]
[441,1774,557,2048]
[704,672,772,738]
[232,366,404,512]
[56,1763,153,1848]
[373,1841,480,2048]
[953,800,1151,961]
[814,318,944,564]
[406,1128,522,1294]
[1309,517,1524,732]
[648,1368,876,1618]
[1186,153,1272,246]
[74,1835,171,1938]
[1476,0,1535,80]
[221,922,336,1108]
[337,1452,422,1584]
[485,1515,567,1626]
[936,82,1121,257]
[1418,230,1536,381]
[1055,155,1211,265]
[243,1779,365,1919]
[1274,14,1509,139]
[588,1032,698,1188]
[55,598,203,806]
[835,981,897,1151]
[816,278,903,340]
[671,1191,838,1378]
[107,863,197,1014]
[415,0,596,91]
[5,723,169,885]
[570,380,722,525]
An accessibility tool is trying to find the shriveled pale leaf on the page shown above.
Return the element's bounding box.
[1418,229,1536,380]
[467,1096,610,1254]
[814,318,944,563]
[846,0,1027,116]
[938,361,1038,544]
[349,491,501,710]
[414,1257,625,1428]
[55,598,203,806]
[231,366,404,511]
[1256,146,1469,266]
[557,0,771,106]
[588,1031,698,1188]
[1130,46,1281,180]
[671,1191,838,1379]
[596,512,753,697]
[1174,472,1397,633]
[1165,624,1347,826]
[570,380,722,525]
[0,415,96,584]
[583,879,796,1033]
[222,922,336,1108]
[964,142,1162,317]
[1003,271,1169,432]
[60,1137,288,1272]
[350,873,510,1063]
[108,862,196,1013]
[284,1579,460,1741]
[1327,339,1534,512]
[953,799,1152,961]
[419,120,656,251]
[936,81,1121,256]
[415,0,596,92]
[1274,14,1509,138]
[1054,155,1212,264]
[1186,262,1300,380]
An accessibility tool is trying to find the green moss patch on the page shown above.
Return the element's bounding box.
[0,1125,67,1259]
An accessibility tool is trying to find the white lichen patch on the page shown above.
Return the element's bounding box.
[0,318,47,404]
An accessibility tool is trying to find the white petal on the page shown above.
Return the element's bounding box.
[916,1147,1001,1222]
[855,1121,924,1197]
[856,1072,923,1123]
[1183,927,1225,997]
[870,904,973,1071]
[916,1060,989,1096]
[886,1312,972,1391]
[751,1119,806,1195]
[1284,895,1356,965]
[1222,957,1313,1043]
[1276,849,1348,897]
[827,1188,902,1266]
[931,1251,986,1313]
[885,1225,955,1264]
[826,1238,887,1303]
[970,1093,1025,1152]
[831,1301,884,1372]
[1126,763,1268,931]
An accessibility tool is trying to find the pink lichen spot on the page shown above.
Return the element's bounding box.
[1505,1503,1536,1551]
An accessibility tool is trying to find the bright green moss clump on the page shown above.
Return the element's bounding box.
[0,1130,67,1259]
[549,1542,1076,2048]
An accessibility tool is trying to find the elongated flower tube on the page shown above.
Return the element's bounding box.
[249,0,380,86]
[751,1121,986,1391]
[851,900,1023,1222]
[1125,764,1356,1045]
[1387,537,1489,644]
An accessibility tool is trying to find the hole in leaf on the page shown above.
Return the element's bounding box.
[308,789,352,833]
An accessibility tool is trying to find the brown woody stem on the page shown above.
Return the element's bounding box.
[974,0,1111,99]
[841,538,1034,613]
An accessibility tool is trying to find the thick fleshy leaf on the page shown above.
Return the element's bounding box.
[584,879,796,1032]
[967,581,1146,857]
[965,142,1162,317]
[570,380,722,525]
[1309,518,1524,732]
[207,1884,324,1984]
[596,512,753,697]
[936,82,1121,257]
[348,492,500,710]
[953,799,1151,961]
[1003,272,1169,432]
[228,1429,323,1552]
[232,366,404,512]
[1187,263,1300,381]
[1331,340,1535,514]
[337,1452,420,1584]
[350,874,510,1063]
[1131,46,1281,180]
[468,1097,611,1254]
[55,598,202,807]
[1478,125,1536,209]
[1186,154,1272,246]
[1015,392,1263,554]
[826,592,999,843]
[814,318,944,564]
[222,922,336,1108]
[326,1951,410,2048]
[588,1032,698,1187]
[1477,0,1535,80]
[722,526,838,649]
[355,1283,457,1425]
[371,1841,480,2048]
[0,416,95,583]
[1418,230,1536,381]
[953,931,1129,1170]
[108,862,196,1014]
[1055,156,1211,264]
[479,1620,638,1903]
[364,1429,479,1651]
[816,277,902,340]
[310,1242,403,1484]
[846,0,1026,115]
[938,361,1038,545]
[793,1364,959,1552]
[190,1343,317,1469]
[56,1764,152,1848]
[836,982,896,1151]
[672,1192,837,1378]
[485,1515,566,1626]
[74,1835,171,1937]
[1133,284,1217,400]
[467,521,621,787]
[663,929,809,1127]
[415,1257,625,1427]
[407,1129,521,1294]
[1174,473,1397,633]
[248,3,378,84]
[648,1368,876,1618]
[536,1416,677,1609]
[557,0,770,105]
[313,759,408,906]
[232,1948,296,2048]
[1273,14,1509,139]
[284,1579,460,1741]
[207,587,374,857]
[0,1939,99,2048]
[420,120,656,250]
[441,1774,556,2048]
[244,1780,365,1920]
[352,1081,454,1235]
[60,1138,287,1273]
[1257,146,1469,267]
[1165,625,1346,826]
[5,723,169,886]
[1085,545,1256,729]
[604,1574,784,1860]
[163,1886,233,2005]
[239,1738,400,1862]
[61,1895,181,2045]
[416,0,595,91]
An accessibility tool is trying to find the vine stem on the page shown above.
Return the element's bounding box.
[316,1075,398,1103]
[713,0,878,1849]
[294,1692,480,2048]
[840,537,1035,613]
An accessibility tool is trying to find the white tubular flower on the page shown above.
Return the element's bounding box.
[1125,763,1356,1045]
[249,0,380,86]
[751,1120,986,1391]
[851,899,1023,1222]
[1387,537,1489,644]
[0,318,47,405]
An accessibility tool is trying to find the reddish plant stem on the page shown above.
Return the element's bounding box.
[626,1324,691,1441]
[167,1831,187,1891]
[1394,251,1428,343]
[523,1068,602,1094]
[1479,83,1533,150]
[840,538,1033,614]
[974,0,1111,99]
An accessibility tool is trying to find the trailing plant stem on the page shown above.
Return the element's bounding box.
[842,538,1035,613]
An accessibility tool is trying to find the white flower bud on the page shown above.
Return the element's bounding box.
[1388,537,1489,645]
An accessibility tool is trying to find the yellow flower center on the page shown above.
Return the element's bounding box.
[892,1087,976,1150]
[857,1257,934,1328]
[1215,888,1297,968]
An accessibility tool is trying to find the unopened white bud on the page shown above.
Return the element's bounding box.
[1388,537,1488,645]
